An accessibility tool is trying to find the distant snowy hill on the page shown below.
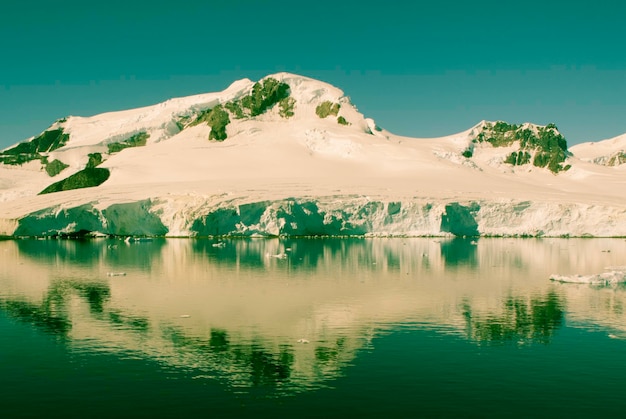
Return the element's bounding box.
[1,73,625,238]
[570,133,626,167]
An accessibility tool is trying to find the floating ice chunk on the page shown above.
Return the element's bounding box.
[549,271,626,285]
[266,252,288,259]
[124,237,153,244]
[107,272,127,277]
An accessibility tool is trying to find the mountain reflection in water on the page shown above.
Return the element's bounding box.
[1,237,625,393]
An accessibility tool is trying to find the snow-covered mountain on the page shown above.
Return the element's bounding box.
[1,73,625,238]
[570,133,626,167]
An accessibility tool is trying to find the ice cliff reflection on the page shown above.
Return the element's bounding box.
[0,237,625,393]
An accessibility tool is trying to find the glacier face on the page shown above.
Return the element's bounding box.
[8,196,626,238]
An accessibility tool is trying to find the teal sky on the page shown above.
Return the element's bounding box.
[1,0,625,149]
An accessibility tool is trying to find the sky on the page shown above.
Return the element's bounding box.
[1,0,625,149]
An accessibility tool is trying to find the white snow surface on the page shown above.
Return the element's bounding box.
[1,73,626,237]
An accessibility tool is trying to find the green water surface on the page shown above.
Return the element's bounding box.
[1,238,625,418]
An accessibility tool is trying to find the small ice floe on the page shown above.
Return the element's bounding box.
[212,242,226,248]
[297,338,310,344]
[107,272,127,277]
[124,237,152,244]
[266,252,288,259]
[549,271,626,286]
[179,314,191,318]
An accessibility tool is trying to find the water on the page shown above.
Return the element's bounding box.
[1,237,626,417]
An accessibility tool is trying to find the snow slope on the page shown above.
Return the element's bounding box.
[1,73,625,237]
[570,133,626,166]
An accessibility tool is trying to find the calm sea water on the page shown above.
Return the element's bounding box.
[1,237,626,418]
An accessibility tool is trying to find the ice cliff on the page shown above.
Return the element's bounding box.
[7,196,626,238]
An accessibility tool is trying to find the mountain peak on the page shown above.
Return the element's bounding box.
[458,120,571,173]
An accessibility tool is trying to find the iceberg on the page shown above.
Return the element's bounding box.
[549,271,626,286]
